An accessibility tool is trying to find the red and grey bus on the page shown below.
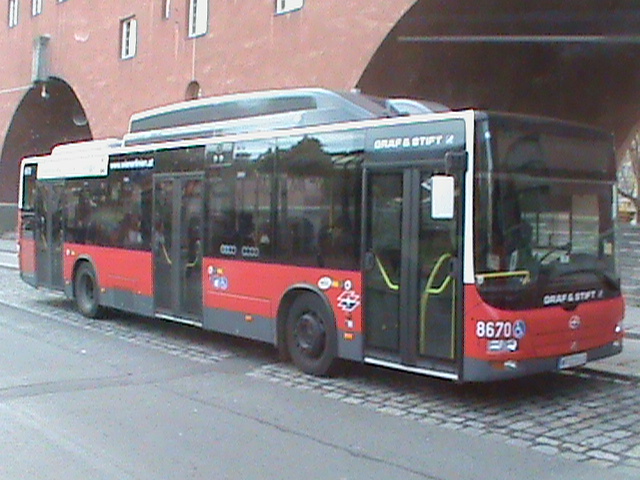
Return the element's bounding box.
[18,88,624,381]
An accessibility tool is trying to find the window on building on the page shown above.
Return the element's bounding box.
[8,0,19,28]
[185,80,201,100]
[120,17,138,59]
[188,0,208,38]
[32,0,42,16]
[275,0,304,15]
[162,0,171,19]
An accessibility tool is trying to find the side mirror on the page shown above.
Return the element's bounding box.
[431,175,455,220]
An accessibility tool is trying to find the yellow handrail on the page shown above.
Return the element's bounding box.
[185,247,201,269]
[374,254,399,291]
[185,257,199,268]
[160,241,172,265]
[475,270,530,285]
[419,252,454,357]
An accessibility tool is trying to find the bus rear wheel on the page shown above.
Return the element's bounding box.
[286,292,337,376]
[74,262,103,318]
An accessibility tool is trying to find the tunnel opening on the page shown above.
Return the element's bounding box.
[357,0,640,149]
[0,77,92,203]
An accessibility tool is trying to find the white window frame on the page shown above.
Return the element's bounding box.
[32,0,42,16]
[8,0,19,28]
[120,17,138,60]
[188,0,208,38]
[275,0,304,15]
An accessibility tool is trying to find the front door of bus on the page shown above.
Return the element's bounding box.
[363,168,461,375]
[153,174,204,323]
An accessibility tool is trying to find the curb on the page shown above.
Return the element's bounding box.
[579,366,640,383]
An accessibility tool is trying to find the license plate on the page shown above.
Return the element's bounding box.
[558,352,588,370]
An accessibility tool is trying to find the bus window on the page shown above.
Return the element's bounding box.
[276,131,364,270]
[206,139,276,260]
[20,164,37,211]
[64,168,152,250]
[474,119,619,310]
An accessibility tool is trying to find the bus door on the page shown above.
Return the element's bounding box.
[35,181,65,289]
[363,165,462,377]
[153,174,204,323]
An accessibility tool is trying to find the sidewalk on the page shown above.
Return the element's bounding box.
[587,302,640,377]
[587,303,640,378]
[623,304,640,339]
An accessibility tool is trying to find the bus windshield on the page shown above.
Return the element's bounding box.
[474,115,619,310]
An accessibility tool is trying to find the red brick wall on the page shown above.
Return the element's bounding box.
[0,0,416,142]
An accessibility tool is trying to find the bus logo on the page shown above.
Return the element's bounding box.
[569,315,581,330]
[337,290,360,313]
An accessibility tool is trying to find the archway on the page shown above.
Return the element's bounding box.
[0,77,92,203]
[357,0,640,149]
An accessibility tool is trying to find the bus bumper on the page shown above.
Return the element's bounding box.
[462,340,623,382]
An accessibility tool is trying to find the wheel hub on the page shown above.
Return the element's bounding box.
[294,312,326,358]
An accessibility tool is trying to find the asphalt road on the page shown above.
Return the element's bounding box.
[0,249,17,268]
[0,269,639,479]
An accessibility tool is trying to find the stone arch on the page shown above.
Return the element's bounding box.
[0,77,92,202]
[357,0,640,152]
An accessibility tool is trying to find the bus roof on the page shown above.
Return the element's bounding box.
[123,88,400,147]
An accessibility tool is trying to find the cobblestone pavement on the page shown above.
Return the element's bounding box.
[249,364,640,473]
[3,269,640,474]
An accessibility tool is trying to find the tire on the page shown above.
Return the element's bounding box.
[74,262,103,318]
[286,292,337,376]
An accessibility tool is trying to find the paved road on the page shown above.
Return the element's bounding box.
[0,268,640,479]
[0,248,16,269]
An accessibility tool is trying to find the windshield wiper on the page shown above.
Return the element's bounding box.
[536,241,571,262]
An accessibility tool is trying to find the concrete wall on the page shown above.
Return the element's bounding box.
[0,204,17,235]
[619,224,640,306]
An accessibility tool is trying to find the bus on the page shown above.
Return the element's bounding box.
[18,88,624,381]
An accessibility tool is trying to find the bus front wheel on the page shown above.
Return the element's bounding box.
[74,262,103,318]
[286,292,337,376]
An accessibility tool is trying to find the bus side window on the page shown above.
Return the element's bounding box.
[276,132,362,270]
[207,138,275,261]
